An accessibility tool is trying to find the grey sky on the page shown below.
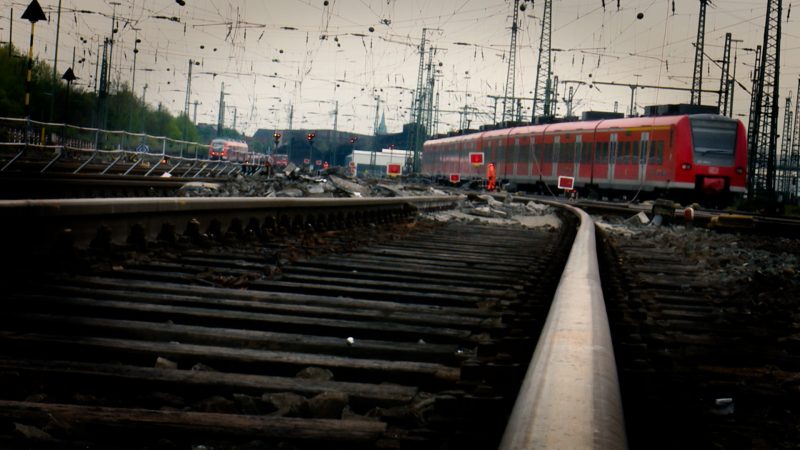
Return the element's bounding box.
[4,0,799,137]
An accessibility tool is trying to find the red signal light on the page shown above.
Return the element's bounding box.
[306,132,316,142]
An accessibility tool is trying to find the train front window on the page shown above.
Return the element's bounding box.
[691,116,737,166]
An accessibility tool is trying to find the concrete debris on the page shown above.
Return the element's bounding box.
[264,392,309,417]
[14,423,53,440]
[295,367,334,381]
[154,356,178,370]
[179,167,444,199]
[599,216,800,312]
[178,182,221,195]
[626,211,651,225]
[428,194,561,230]
[308,391,349,419]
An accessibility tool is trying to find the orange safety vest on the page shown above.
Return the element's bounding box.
[487,163,496,191]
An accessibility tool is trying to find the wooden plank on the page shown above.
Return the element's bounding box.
[247,280,491,307]
[101,264,514,300]
[7,295,476,343]
[290,259,514,284]
[274,272,515,298]
[280,265,515,290]
[0,332,462,382]
[46,281,495,328]
[7,313,466,363]
[0,400,387,442]
[0,359,417,404]
[47,276,497,318]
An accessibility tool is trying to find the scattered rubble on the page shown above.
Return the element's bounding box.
[598,214,800,316]
[427,193,562,230]
[178,167,444,199]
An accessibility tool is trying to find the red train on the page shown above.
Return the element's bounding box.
[209,139,251,162]
[423,114,747,204]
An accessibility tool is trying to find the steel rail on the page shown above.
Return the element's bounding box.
[500,200,627,449]
[0,195,458,253]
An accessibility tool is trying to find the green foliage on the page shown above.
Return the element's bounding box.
[0,46,244,145]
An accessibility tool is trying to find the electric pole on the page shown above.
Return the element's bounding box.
[502,0,521,123]
[532,0,553,120]
[718,32,732,114]
[778,94,793,197]
[690,0,710,105]
[217,83,225,136]
[747,0,783,201]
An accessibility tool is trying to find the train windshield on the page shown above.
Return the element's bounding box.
[690,116,737,166]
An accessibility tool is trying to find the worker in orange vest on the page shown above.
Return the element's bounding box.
[486,162,497,191]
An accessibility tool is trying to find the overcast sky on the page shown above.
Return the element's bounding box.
[3,0,799,137]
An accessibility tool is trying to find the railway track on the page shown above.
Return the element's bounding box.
[0,196,597,449]
[599,226,800,449]
[0,172,212,199]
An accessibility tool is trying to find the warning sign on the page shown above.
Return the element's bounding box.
[558,176,575,190]
[449,173,461,184]
[469,152,484,167]
[387,163,402,176]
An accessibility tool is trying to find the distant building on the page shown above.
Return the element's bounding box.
[347,148,413,177]
[376,112,388,135]
[252,122,420,167]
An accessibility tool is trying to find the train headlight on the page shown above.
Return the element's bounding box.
[735,167,744,174]
[681,163,692,170]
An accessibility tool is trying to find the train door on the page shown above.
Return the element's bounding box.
[487,139,498,170]
[516,136,530,178]
[578,134,593,182]
[495,139,504,178]
[532,134,544,181]
[574,135,582,179]
[511,137,520,178]
[639,132,650,185]
[553,136,561,180]
[502,137,515,177]
[608,133,617,185]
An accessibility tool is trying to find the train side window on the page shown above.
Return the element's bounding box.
[519,140,530,165]
[602,142,610,162]
[560,141,573,163]
[656,141,664,164]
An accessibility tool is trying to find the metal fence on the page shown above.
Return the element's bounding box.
[0,117,259,178]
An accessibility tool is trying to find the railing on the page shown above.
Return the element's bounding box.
[0,117,261,178]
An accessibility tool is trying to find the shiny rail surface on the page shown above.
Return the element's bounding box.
[500,198,627,449]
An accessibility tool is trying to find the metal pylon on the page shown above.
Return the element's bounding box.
[778,95,793,197]
[532,0,553,120]
[718,32,732,115]
[690,0,710,105]
[746,0,783,200]
[502,0,521,123]
[789,78,800,201]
